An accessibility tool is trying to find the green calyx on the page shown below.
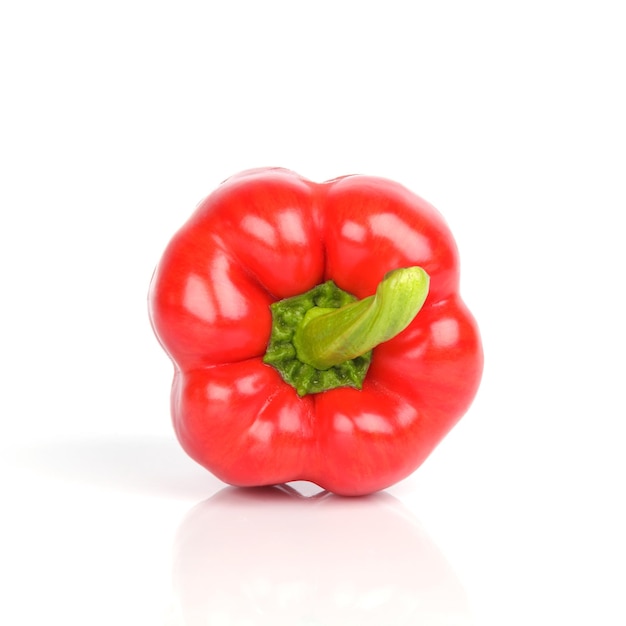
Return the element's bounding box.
[263,266,430,396]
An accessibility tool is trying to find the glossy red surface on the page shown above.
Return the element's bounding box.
[149,168,483,495]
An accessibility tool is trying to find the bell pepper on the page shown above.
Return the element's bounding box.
[149,168,483,496]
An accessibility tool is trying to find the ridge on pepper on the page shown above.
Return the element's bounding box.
[149,168,483,496]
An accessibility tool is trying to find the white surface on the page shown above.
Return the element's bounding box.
[1,1,625,624]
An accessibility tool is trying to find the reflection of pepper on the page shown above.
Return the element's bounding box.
[149,168,483,495]
[172,486,472,624]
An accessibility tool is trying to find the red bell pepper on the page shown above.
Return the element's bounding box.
[149,168,483,496]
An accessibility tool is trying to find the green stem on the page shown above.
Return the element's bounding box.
[293,266,429,370]
[262,266,430,395]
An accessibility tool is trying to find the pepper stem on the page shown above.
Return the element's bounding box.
[293,267,430,370]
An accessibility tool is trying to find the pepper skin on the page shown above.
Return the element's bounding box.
[149,168,483,496]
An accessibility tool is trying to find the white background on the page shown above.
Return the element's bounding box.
[2,1,625,624]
